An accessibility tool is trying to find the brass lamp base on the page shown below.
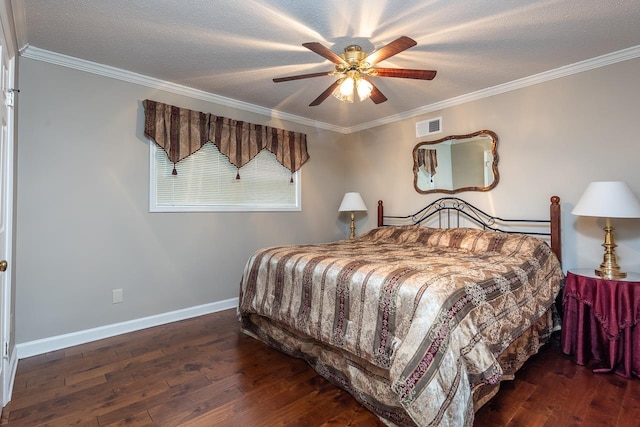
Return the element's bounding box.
[595,218,627,279]
[349,211,356,239]
[595,267,627,280]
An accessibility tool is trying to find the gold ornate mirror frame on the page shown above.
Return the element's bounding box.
[413,130,499,194]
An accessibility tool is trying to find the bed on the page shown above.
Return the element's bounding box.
[238,197,564,426]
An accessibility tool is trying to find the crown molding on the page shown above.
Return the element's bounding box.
[21,44,640,135]
[20,46,347,134]
[347,44,640,133]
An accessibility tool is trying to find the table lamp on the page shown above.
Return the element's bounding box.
[338,192,367,238]
[571,181,640,279]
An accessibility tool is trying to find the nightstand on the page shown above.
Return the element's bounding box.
[561,268,640,378]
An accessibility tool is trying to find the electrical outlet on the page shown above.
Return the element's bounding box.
[112,289,124,304]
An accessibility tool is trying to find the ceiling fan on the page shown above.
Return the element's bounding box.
[273,36,437,106]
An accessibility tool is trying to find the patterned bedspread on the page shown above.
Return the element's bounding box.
[238,226,563,426]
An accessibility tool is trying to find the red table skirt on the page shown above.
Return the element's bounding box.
[561,271,640,378]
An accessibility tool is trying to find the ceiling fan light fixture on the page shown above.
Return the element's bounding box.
[333,71,373,103]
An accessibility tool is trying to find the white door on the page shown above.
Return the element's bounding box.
[0,18,14,408]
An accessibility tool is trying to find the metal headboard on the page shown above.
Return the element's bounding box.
[377,196,562,263]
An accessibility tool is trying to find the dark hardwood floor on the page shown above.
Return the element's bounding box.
[1,309,638,426]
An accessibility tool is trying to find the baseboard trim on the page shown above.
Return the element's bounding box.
[16,298,239,359]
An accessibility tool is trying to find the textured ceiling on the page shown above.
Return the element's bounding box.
[15,0,640,131]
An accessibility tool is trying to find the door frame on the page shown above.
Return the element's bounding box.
[0,0,18,408]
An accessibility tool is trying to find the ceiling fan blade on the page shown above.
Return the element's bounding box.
[302,42,348,66]
[373,68,437,80]
[309,80,342,106]
[363,36,417,66]
[273,71,333,83]
[370,87,387,104]
[361,77,387,104]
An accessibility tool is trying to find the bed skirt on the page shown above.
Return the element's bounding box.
[240,308,555,427]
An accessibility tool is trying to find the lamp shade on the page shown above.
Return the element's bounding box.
[338,192,367,212]
[571,181,640,218]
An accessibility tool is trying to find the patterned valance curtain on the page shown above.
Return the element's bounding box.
[417,148,438,176]
[143,100,309,180]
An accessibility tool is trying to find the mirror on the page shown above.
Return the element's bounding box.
[413,130,499,194]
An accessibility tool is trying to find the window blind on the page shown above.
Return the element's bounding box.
[151,142,300,212]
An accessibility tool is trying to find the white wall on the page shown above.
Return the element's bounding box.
[15,58,347,343]
[343,57,640,275]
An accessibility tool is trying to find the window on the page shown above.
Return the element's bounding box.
[149,142,301,212]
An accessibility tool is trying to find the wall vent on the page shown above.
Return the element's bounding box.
[416,117,442,137]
